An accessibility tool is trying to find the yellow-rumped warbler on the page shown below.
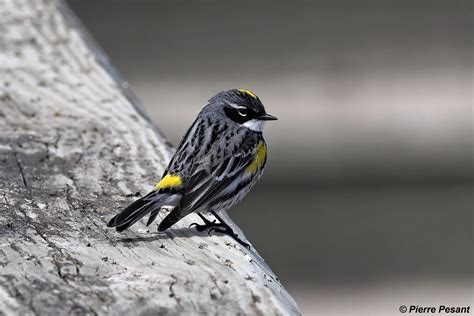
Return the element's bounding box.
[107,89,277,248]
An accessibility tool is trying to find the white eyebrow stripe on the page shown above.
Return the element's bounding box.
[228,102,246,110]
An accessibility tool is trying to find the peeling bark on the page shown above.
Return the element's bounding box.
[0,0,300,315]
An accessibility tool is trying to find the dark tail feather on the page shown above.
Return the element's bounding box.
[157,207,184,232]
[107,192,163,232]
[146,209,160,227]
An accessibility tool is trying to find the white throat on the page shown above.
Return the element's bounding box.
[243,119,265,132]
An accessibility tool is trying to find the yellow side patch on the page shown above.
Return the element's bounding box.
[238,88,257,99]
[245,142,267,173]
[154,174,182,190]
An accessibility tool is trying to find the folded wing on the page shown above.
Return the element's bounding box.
[157,138,259,231]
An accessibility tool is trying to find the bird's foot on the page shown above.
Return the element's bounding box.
[189,213,219,232]
[189,212,250,249]
[208,227,250,249]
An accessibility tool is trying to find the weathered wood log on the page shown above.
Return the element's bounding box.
[0,0,300,315]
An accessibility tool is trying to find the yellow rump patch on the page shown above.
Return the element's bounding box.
[245,142,267,173]
[154,174,182,190]
[238,88,257,99]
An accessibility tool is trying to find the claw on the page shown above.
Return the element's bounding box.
[207,227,250,249]
[189,213,219,232]
[189,222,207,232]
[191,212,251,250]
[240,241,251,250]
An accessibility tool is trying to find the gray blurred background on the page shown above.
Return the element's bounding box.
[68,1,472,314]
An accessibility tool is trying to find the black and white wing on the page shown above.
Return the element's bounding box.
[157,136,261,231]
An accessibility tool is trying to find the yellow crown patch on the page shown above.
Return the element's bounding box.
[238,88,257,99]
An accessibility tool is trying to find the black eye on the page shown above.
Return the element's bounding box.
[237,109,248,117]
[224,107,250,124]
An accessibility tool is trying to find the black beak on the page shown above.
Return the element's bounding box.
[258,113,278,121]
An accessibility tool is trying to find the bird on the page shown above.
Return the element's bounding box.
[107,89,277,248]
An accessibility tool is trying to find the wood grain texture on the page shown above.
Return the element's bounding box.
[0,0,300,315]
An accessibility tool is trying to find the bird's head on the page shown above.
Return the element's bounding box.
[208,89,277,132]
